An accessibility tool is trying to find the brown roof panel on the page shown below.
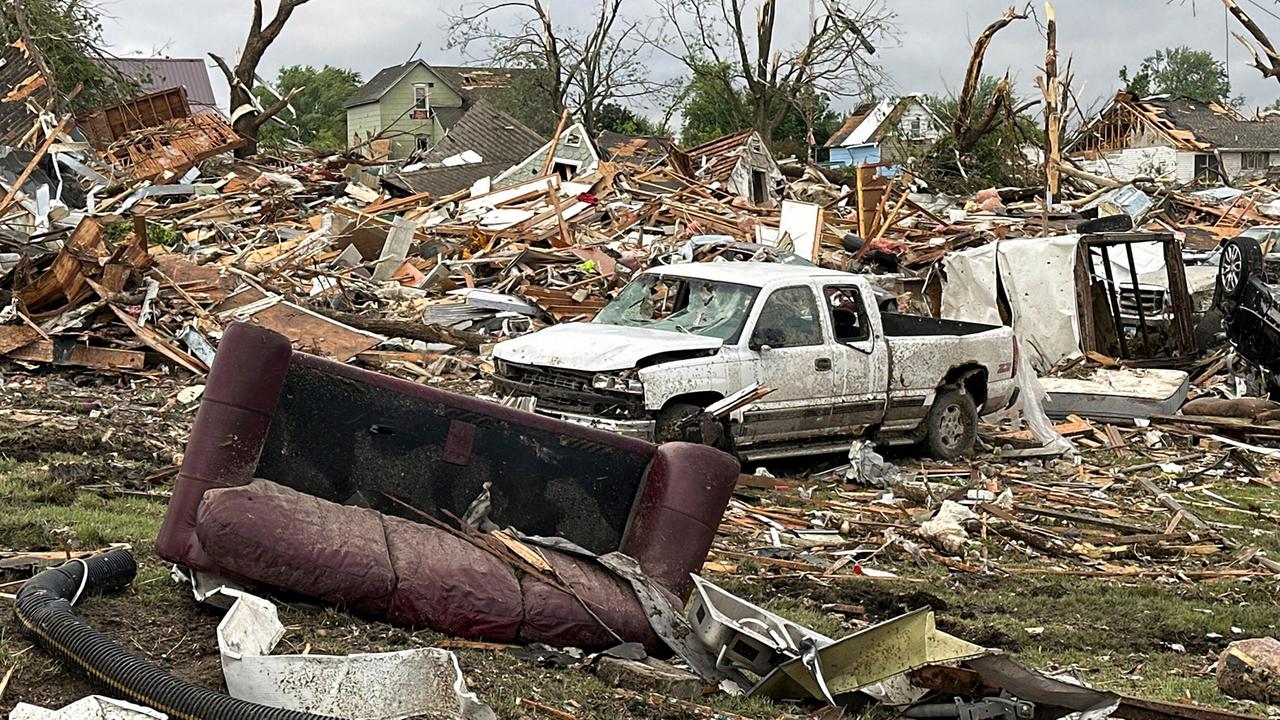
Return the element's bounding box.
[684,128,757,183]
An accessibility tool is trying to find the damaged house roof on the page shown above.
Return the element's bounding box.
[596,131,678,169]
[101,58,220,115]
[382,100,545,197]
[824,94,941,149]
[1072,92,1280,153]
[344,60,526,109]
[683,128,762,184]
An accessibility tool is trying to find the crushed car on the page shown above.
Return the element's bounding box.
[492,262,1019,460]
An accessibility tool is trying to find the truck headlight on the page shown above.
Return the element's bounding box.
[592,373,644,394]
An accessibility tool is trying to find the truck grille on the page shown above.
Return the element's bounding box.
[1117,286,1167,317]
[494,362,644,419]
[501,363,595,393]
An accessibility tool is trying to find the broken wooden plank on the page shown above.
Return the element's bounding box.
[5,338,145,371]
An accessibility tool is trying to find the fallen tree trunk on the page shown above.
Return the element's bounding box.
[311,307,487,352]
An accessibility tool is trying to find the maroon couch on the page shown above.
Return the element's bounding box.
[156,322,738,647]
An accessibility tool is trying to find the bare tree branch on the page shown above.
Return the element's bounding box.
[1223,0,1280,81]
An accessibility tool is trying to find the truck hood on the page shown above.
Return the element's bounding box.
[493,323,723,372]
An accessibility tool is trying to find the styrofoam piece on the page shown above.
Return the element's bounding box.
[216,589,494,720]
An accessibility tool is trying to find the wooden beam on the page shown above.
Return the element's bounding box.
[0,115,71,217]
[5,339,146,371]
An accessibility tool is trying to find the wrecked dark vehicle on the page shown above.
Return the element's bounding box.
[155,323,740,649]
[492,262,1019,460]
[1216,235,1280,398]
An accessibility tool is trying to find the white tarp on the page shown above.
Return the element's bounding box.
[216,589,494,720]
[941,235,1081,370]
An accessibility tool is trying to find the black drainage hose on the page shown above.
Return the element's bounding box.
[14,548,337,720]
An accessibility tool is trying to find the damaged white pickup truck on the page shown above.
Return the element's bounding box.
[492,263,1020,460]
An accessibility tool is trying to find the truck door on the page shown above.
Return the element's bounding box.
[738,284,838,444]
[821,283,891,436]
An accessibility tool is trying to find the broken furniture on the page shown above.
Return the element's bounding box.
[1073,231,1197,362]
[1038,367,1191,422]
[156,322,739,647]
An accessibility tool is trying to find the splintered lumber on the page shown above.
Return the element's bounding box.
[1136,476,1280,573]
[0,325,40,354]
[5,339,145,371]
[0,115,71,216]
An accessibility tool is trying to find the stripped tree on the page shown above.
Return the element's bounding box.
[952,6,1028,154]
[210,0,313,157]
[447,0,657,137]
[1223,0,1280,83]
[653,0,895,144]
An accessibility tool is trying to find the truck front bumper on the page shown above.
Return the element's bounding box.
[543,409,656,441]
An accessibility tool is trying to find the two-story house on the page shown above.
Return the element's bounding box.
[344,60,522,161]
[824,95,942,168]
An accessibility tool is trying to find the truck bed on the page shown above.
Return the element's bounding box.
[880,312,1001,337]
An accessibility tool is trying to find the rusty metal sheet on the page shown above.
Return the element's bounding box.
[0,40,56,148]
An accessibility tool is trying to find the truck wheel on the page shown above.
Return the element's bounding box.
[1219,236,1263,301]
[924,389,977,460]
[656,402,732,451]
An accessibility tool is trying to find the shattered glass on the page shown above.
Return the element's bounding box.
[594,275,759,341]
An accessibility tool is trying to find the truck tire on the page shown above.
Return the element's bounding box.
[924,388,977,460]
[1219,236,1263,301]
[656,402,732,452]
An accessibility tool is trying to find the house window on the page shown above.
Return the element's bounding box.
[909,117,922,138]
[416,135,432,153]
[412,83,432,120]
[1194,153,1221,181]
[1242,151,1269,171]
[750,170,768,204]
[564,132,582,148]
[552,159,581,181]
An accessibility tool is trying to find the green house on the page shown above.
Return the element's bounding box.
[344,60,520,162]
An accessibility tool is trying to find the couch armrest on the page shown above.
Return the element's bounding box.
[620,442,739,599]
[155,322,292,570]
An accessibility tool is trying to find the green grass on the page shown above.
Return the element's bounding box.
[0,456,166,551]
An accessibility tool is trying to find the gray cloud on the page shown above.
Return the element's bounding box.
[97,0,1280,119]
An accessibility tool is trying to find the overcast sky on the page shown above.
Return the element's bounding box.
[98,0,1280,120]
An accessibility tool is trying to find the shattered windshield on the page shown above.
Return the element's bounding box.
[594,274,759,342]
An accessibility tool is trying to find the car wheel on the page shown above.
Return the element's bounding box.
[1219,236,1263,301]
[924,388,977,460]
[656,402,732,451]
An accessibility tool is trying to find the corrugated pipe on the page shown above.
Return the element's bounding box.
[14,549,335,720]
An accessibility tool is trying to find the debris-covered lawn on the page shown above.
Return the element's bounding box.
[2,375,1277,719]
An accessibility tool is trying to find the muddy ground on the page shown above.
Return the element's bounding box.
[1,369,1277,719]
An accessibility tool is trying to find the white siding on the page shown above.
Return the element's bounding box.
[1078,146,1178,183]
[896,103,941,141]
[1175,151,1197,183]
[1221,151,1243,180]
